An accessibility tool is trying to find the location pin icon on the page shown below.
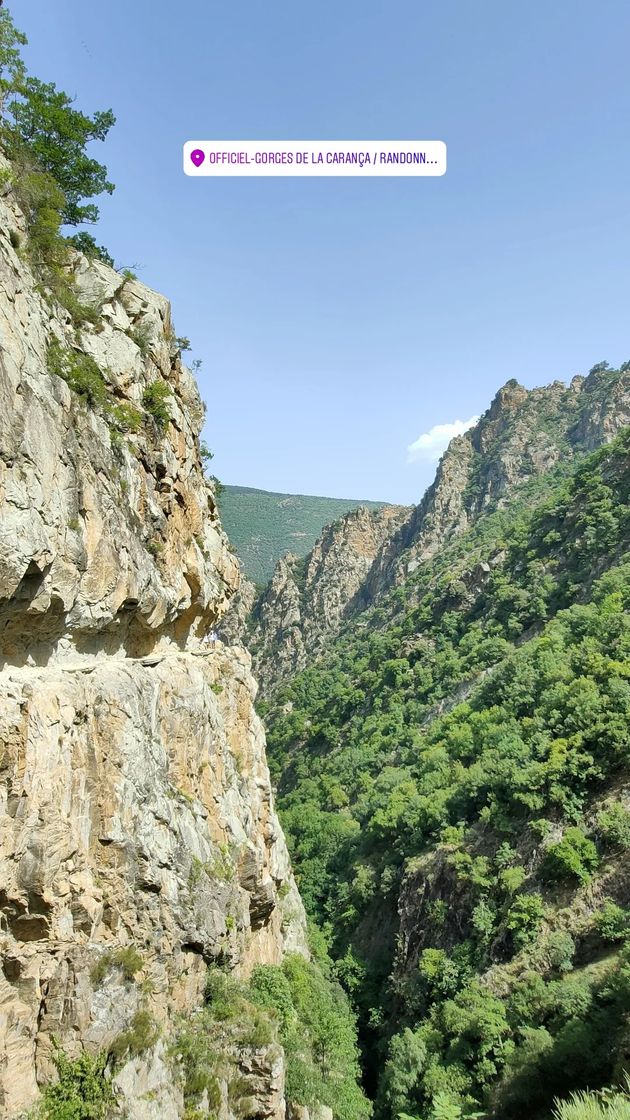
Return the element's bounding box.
[190,148,205,168]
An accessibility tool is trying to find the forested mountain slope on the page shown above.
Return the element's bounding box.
[260,385,630,1120]
[244,367,630,696]
[219,485,390,585]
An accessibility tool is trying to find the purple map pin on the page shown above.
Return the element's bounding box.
[190,148,205,168]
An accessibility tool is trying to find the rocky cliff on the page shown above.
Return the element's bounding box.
[0,165,307,1118]
[366,370,630,595]
[236,368,630,695]
[235,505,409,694]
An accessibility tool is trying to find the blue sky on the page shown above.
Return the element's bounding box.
[16,0,630,504]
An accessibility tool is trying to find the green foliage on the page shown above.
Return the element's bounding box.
[0,10,26,110]
[47,340,107,408]
[109,401,142,433]
[260,426,630,1120]
[130,320,153,357]
[171,959,368,1120]
[542,829,600,886]
[595,902,630,944]
[256,954,370,1120]
[7,159,67,271]
[67,231,114,267]
[430,1092,464,1120]
[249,965,296,1033]
[32,1047,115,1120]
[553,1087,630,1120]
[90,946,143,986]
[172,1018,223,1112]
[597,802,630,850]
[1,9,114,229]
[3,76,114,225]
[0,7,116,315]
[142,380,172,431]
[218,486,387,584]
[200,440,214,464]
[505,893,545,950]
[109,1008,159,1061]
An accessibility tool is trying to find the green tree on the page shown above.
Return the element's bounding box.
[0,8,25,110]
[542,829,599,886]
[3,76,115,224]
[67,231,114,267]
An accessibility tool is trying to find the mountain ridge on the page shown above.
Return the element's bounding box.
[232,366,630,695]
[218,484,391,585]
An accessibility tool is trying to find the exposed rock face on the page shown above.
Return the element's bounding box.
[240,370,630,694]
[0,168,306,1117]
[241,505,410,693]
[367,372,630,593]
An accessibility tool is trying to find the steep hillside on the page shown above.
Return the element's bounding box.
[218,485,389,585]
[242,369,630,696]
[260,375,630,1120]
[0,143,367,1120]
[239,504,410,692]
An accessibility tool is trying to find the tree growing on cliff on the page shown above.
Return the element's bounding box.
[0,8,25,111]
[0,7,115,225]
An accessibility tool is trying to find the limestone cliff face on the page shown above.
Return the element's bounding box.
[240,505,410,694]
[0,170,306,1117]
[240,370,630,694]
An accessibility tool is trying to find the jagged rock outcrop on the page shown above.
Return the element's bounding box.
[367,371,630,593]
[240,505,410,693]
[238,369,630,694]
[0,167,306,1118]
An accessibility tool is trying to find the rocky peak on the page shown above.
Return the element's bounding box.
[235,504,410,694]
[238,367,630,695]
[370,367,630,591]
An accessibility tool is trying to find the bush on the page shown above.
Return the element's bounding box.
[142,381,171,431]
[205,968,250,1021]
[530,930,576,974]
[90,946,143,986]
[200,440,214,464]
[129,320,153,357]
[597,803,630,851]
[66,231,114,267]
[596,902,630,943]
[47,340,107,409]
[172,1017,223,1112]
[249,965,296,1033]
[109,1008,159,1061]
[277,954,370,1120]
[542,829,600,885]
[506,893,545,950]
[33,1046,115,1119]
[109,402,142,433]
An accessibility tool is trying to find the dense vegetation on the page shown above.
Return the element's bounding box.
[262,422,630,1120]
[174,955,369,1120]
[219,485,387,584]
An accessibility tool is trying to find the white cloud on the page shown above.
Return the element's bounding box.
[407,415,479,464]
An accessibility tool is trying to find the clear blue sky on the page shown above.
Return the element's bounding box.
[16,0,630,504]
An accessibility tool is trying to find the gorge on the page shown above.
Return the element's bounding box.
[2,8,630,1120]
